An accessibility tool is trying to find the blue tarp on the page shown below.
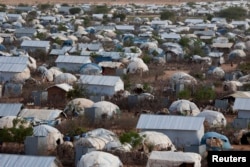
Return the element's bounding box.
[201,132,232,151]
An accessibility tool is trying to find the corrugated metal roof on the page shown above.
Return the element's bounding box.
[18,109,63,121]
[211,43,233,48]
[0,56,28,64]
[15,28,36,34]
[55,55,91,64]
[0,154,57,167]
[79,75,121,86]
[115,25,134,31]
[0,63,27,72]
[0,103,23,117]
[233,97,250,110]
[136,114,205,130]
[21,40,50,47]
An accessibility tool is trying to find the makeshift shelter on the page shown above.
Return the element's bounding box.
[48,67,63,77]
[139,131,176,153]
[200,132,232,151]
[54,73,77,85]
[169,99,200,116]
[87,101,121,120]
[146,151,201,167]
[78,75,124,96]
[196,110,226,128]
[64,98,94,116]
[31,124,63,153]
[136,115,205,148]
[127,58,149,74]
[228,49,246,60]
[42,69,54,82]
[0,116,30,129]
[238,74,250,83]
[170,72,197,85]
[75,128,121,151]
[234,42,246,50]
[207,66,225,79]
[77,151,123,167]
[11,67,31,83]
[79,63,102,75]
[222,80,243,92]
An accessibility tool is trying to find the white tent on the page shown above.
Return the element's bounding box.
[64,98,94,116]
[139,131,176,153]
[238,74,250,83]
[33,124,63,151]
[42,69,54,82]
[48,67,63,77]
[0,116,30,129]
[169,99,200,116]
[77,151,123,167]
[196,110,226,128]
[234,42,246,50]
[91,101,120,119]
[54,73,77,85]
[170,72,197,85]
[229,49,246,60]
[207,66,225,79]
[127,58,149,74]
[11,67,31,83]
[222,80,243,92]
[75,128,121,151]
[146,151,201,167]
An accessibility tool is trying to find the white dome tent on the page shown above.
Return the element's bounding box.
[222,80,243,92]
[169,99,200,116]
[170,72,197,85]
[207,66,225,79]
[77,151,123,167]
[11,67,31,83]
[54,73,77,85]
[64,98,94,116]
[33,124,64,153]
[74,128,121,151]
[196,110,226,128]
[91,101,120,119]
[127,58,149,74]
[139,131,176,153]
[228,49,246,60]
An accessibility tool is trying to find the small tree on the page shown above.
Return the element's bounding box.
[160,10,175,21]
[0,118,33,143]
[112,12,126,22]
[38,3,52,11]
[93,5,109,14]
[69,7,82,15]
[67,84,88,100]
[216,6,247,21]
[194,86,216,102]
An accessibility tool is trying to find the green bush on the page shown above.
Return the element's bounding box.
[177,89,191,99]
[160,10,175,21]
[194,86,216,101]
[216,6,247,21]
[93,5,109,14]
[69,7,82,15]
[0,119,33,143]
[119,131,142,148]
